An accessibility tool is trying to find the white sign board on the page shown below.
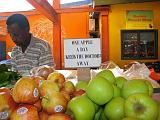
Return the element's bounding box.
[64,38,102,68]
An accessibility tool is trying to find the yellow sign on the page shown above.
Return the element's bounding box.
[126,10,153,29]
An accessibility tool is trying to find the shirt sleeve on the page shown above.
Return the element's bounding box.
[11,52,17,72]
[39,42,55,68]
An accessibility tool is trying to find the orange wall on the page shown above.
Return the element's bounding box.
[109,1,160,68]
[61,12,89,68]
[0,20,7,36]
[29,14,53,49]
[61,12,89,39]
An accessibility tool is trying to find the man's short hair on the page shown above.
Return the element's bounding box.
[6,14,30,30]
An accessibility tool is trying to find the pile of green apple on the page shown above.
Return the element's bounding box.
[67,69,160,120]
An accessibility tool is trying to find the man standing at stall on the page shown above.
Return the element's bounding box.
[6,14,55,76]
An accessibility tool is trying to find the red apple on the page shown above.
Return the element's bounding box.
[60,90,71,102]
[48,113,72,120]
[0,87,11,93]
[32,76,45,87]
[39,111,49,120]
[39,80,59,97]
[73,89,86,97]
[33,99,42,112]
[35,65,54,80]
[63,81,75,95]
[42,91,67,114]
[10,104,39,120]
[47,72,65,89]
[0,92,17,120]
[12,77,39,104]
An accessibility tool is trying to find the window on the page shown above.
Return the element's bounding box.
[121,29,158,60]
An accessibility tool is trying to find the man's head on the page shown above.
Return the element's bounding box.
[6,14,30,46]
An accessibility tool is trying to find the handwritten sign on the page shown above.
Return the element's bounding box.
[64,38,101,68]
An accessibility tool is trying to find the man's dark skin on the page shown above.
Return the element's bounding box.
[7,23,31,53]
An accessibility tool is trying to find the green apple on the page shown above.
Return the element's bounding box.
[96,70,115,84]
[144,80,153,96]
[94,107,103,120]
[125,93,158,120]
[100,109,108,120]
[122,117,139,120]
[67,94,95,120]
[157,102,160,120]
[115,76,127,89]
[112,85,121,97]
[122,79,149,99]
[86,76,114,105]
[75,80,88,90]
[41,91,67,114]
[104,97,125,120]
[94,103,100,113]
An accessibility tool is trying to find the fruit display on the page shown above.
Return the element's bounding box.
[0,69,160,120]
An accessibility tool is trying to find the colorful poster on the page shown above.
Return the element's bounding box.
[126,10,153,29]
